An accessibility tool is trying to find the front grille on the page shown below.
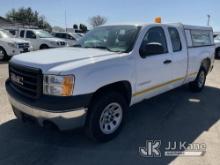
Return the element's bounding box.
[18,43,30,49]
[9,63,42,99]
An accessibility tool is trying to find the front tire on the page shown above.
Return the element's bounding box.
[40,44,49,50]
[189,68,207,92]
[0,47,9,60]
[85,92,128,142]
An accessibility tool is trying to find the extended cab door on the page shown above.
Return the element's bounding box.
[166,26,188,87]
[134,25,187,103]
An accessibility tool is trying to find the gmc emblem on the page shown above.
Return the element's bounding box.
[11,73,23,85]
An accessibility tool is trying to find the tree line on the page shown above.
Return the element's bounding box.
[5,7,108,32]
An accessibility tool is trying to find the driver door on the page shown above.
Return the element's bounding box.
[134,26,174,102]
[25,30,39,50]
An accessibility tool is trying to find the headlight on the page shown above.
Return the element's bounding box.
[43,75,74,96]
[8,42,17,48]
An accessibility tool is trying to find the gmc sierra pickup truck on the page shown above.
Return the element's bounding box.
[6,23,215,142]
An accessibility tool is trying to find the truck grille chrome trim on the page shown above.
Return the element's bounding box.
[9,63,43,99]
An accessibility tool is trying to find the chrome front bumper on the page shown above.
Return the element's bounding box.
[8,95,88,130]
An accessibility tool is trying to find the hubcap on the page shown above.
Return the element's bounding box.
[99,103,123,134]
[198,71,205,88]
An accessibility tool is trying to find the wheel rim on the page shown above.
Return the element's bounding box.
[198,71,205,88]
[99,102,123,135]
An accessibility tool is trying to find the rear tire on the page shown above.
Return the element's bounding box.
[85,92,128,142]
[189,67,207,92]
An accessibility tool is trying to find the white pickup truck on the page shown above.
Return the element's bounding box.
[6,23,215,142]
[0,29,31,60]
[18,29,67,50]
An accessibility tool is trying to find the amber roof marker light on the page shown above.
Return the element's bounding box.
[154,17,162,23]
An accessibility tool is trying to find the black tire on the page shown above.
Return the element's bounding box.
[189,67,207,92]
[215,49,220,59]
[40,44,49,50]
[85,92,128,142]
[0,47,9,60]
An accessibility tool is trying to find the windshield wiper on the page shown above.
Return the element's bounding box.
[85,46,122,53]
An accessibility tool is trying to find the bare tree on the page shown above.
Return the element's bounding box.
[89,15,107,28]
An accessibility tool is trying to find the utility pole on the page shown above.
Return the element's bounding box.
[207,14,211,26]
[65,9,67,32]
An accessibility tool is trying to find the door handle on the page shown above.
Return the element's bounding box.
[163,60,172,64]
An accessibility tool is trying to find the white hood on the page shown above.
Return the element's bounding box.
[1,37,29,44]
[10,47,122,74]
[40,37,66,42]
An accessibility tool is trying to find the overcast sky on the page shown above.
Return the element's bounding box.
[0,0,219,31]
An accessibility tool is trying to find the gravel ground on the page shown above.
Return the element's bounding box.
[0,60,220,165]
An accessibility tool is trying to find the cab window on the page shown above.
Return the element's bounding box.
[20,30,25,38]
[168,27,182,52]
[55,33,66,39]
[67,34,75,40]
[26,31,36,39]
[140,27,168,57]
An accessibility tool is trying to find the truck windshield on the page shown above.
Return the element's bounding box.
[76,25,140,53]
[35,30,53,38]
[0,30,13,38]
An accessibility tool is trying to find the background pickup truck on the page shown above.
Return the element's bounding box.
[6,23,215,142]
[0,29,31,60]
[17,29,67,50]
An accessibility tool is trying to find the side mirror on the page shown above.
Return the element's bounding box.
[140,42,164,58]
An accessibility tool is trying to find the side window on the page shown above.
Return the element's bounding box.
[168,27,182,52]
[26,31,36,39]
[191,30,212,47]
[140,27,168,57]
[56,33,67,39]
[67,34,75,40]
[55,33,61,38]
[20,30,25,38]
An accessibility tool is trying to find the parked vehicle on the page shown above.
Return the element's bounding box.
[52,32,81,46]
[214,34,220,58]
[6,23,215,142]
[0,29,32,60]
[18,29,67,50]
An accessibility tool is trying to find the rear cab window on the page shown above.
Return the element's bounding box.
[168,27,182,52]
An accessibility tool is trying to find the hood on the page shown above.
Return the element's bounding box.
[11,47,121,73]
[1,37,29,44]
[40,37,66,42]
[214,39,220,43]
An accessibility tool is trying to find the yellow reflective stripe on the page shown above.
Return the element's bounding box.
[133,72,198,97]
[188,72,198,77]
